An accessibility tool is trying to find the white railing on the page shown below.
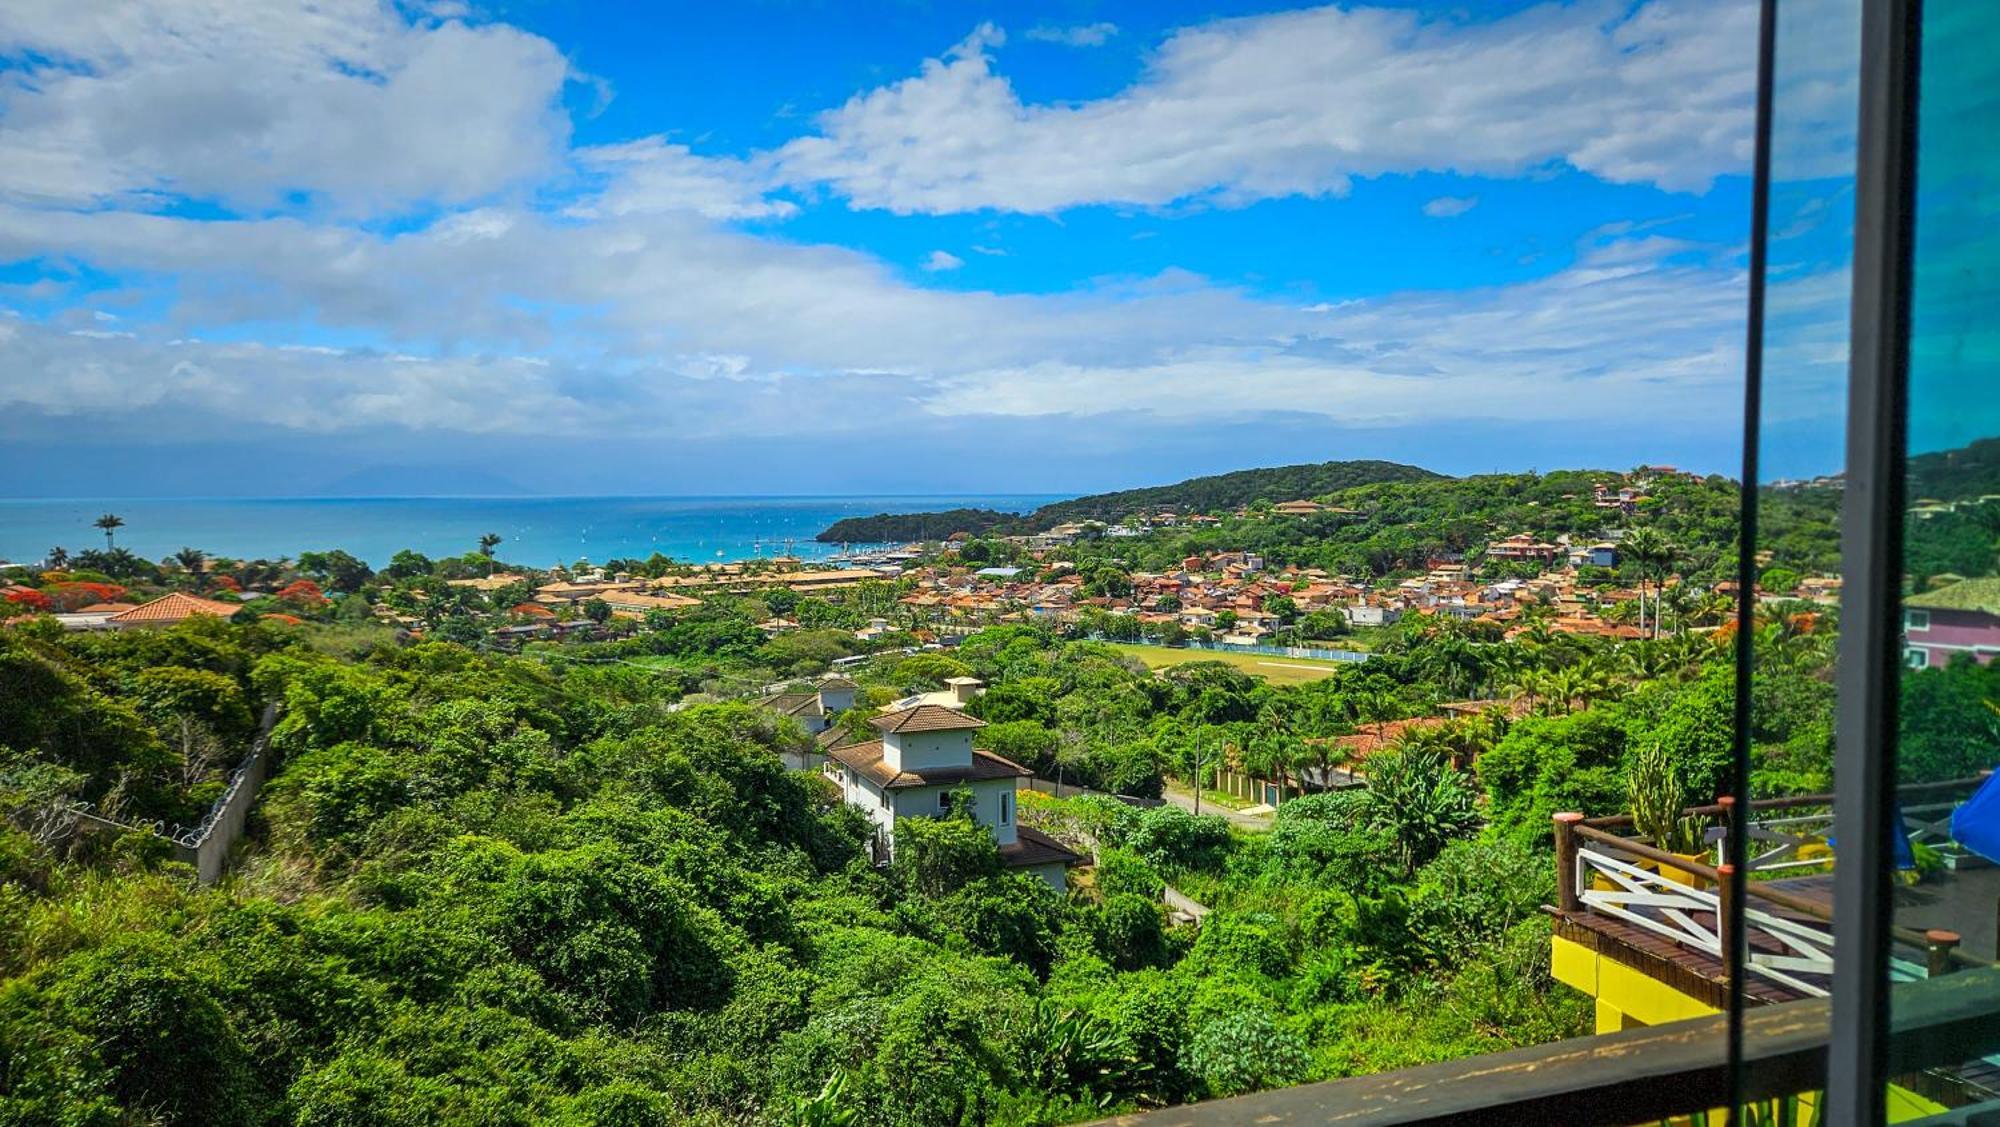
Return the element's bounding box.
[1576,847,1835,997]
[1705,811,1836,876]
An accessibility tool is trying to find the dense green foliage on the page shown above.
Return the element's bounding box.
[3,585,1880,1125]
[815,510,1021,544]
[1051,469,1746,583]
[1021,459,1444,529]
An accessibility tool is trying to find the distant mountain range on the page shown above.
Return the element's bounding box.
[815,458,1444,542]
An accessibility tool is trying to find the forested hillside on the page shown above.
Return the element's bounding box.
[1022,459,1445,527]
[1909,436,2000,501]
[815,459,1445,541]
[816,508,1018,544]
[7,586,1979,1122]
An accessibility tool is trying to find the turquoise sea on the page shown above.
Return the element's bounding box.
[0,495,1062,569]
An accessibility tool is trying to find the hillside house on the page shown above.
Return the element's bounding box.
[107,592,240,629]
[757,677,858,735]
[1487,533,1561,563]
[1904,578,2000,669]
[826,704,1082,888]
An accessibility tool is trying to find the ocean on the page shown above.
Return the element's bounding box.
[0,495,1062,569]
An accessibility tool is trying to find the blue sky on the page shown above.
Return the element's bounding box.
[0,0,1861,496]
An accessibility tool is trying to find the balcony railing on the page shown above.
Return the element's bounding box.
[1088,968,2000,1125]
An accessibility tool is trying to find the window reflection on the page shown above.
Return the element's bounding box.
[1886,0,2000,1118]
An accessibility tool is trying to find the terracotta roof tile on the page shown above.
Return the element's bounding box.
[107,592,240,625]
[827,740,1028,789]
[869,703,987,734]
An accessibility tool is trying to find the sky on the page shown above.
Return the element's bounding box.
[0,0,1865,497]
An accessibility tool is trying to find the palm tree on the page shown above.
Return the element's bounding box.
[45,546,68,570]
[1619,526,1672,639]
[172,547,207,590]
[94,513,125,551]
[479,532,502,558]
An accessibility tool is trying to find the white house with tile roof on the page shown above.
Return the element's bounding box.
[825,702,1082,889]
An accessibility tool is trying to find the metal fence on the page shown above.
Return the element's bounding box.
[1165,639,1370,663]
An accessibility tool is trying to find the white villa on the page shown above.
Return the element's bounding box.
[825,703,1083,889]
[756,677,857,735]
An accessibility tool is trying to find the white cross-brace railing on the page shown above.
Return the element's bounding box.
[1703,811,1835,875]
[1576,846,1835,997]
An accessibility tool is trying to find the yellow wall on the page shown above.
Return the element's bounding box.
[1552,934,1720,1031]
[1550,935,1949,1121]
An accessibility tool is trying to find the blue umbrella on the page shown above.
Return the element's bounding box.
[1827,804,1918,871]
[1951,772,2000,865]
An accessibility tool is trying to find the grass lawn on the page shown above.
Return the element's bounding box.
[1108,642,1355,685]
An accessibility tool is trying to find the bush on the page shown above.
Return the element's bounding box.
[1126,807,1231,872]
[1182,1010,1308,1097]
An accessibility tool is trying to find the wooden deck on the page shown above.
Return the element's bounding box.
[1557,861,2000,1106]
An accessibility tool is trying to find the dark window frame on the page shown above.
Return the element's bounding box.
[1826,0,1925,1123]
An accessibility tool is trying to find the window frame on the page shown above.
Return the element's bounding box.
[1825,0,1925,1121]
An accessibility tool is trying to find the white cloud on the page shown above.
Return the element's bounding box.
[0,0,1802,475]
[1423,195,1478,218]
[0,196,1783,447]
[570,136,796,221]
[922,236,1765,429]
[0,0,572,212]
[1025,22,1119,47]
[775,1,1761,215]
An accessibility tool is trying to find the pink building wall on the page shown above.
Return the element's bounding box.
[1906,607,2000,667]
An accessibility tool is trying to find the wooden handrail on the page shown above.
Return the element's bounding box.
[1577,774,1986,831]
[1569,824,1990,970]
[1573,823,1719,880]
[1088,969,2000,1126]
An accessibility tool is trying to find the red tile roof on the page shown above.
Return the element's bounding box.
[827,740,1029,789]
[869,703,987,734]
[107,592,240,626]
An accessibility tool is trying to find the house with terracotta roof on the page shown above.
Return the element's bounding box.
[757,677,858,736]
[53,601,139,630]
[824,703,1083,888]
[1486,533,1561,563]
[107,592,240,628]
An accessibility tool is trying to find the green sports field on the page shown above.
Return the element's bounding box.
[1108,642,1357,685]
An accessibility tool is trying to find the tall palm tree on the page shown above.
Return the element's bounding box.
[479,532,502,558]
[172,547,207,590]
[94,513,124,551]
[1619,526,1672,639]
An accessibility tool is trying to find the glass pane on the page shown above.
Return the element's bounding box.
[1737,0,1860,1119]
[1888,0,2000,1119]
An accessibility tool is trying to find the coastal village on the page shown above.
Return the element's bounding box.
[0,468,1870,650]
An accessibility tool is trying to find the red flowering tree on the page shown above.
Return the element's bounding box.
[4,589,52,613]
[276,579,330,606]
[212,575,242,592]
[45,581,128,611]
